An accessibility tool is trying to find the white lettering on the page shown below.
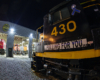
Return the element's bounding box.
[44,38,87,51]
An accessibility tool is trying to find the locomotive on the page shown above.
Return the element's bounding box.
[31,0,100,80]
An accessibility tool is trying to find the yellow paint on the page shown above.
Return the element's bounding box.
[83,4,96,9]
[35,49,100,59]
[37,25,43,30]
[80,0,96,5]
[33,65,36,67]
[51,21,76,36]
[59,24,66,34]
[2,24,9,32]
[83,4,100,9]
[97,3,100,5]
[67,21,76,32]
[24,47,27,51]
[51,27,58,36]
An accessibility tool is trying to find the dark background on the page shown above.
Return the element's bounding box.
[0,0,65,32]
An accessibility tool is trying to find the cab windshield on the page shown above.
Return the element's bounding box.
[49,7,70,24]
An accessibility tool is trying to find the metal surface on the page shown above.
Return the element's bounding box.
[0,21,39,38]
[28,35,33,58]
[92,28,100,49]
[52,68,81,75]
[35,42,44,53]
[45,60,68,67]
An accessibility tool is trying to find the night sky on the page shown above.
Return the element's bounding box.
[0,0,65,32]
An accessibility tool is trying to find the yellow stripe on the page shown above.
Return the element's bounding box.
[83,4,96,9]
[35,49,100,59]
[37,25,43,29]
[83,3,100,9]
[80,0,96,5]
[33,65,36,67]
[97,3,100,5]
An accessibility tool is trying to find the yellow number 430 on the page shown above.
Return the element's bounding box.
[51,20,76,36]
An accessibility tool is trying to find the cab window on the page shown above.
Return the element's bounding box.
[51,7,70,23]
[61,7,70,19]
[53,11,60,23]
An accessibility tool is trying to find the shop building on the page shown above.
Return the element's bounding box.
[0,21,40,58]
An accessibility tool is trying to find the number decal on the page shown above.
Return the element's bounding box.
[67,21,76,32]
[51,27,58,36]
[59,24,66,34]
[51,21,77,36]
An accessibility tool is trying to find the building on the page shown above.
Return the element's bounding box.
[0,21,40,58]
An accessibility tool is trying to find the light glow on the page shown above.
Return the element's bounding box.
[30,33,33,38]
[22,41,25,43]
[10,28,15,34]
[30,33,33,36]
[27,39,29,41]
[49,38,55,42]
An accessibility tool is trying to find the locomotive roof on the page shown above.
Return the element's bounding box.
[49,1,70,12]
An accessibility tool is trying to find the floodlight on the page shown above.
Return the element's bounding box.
[10,28,15,34]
